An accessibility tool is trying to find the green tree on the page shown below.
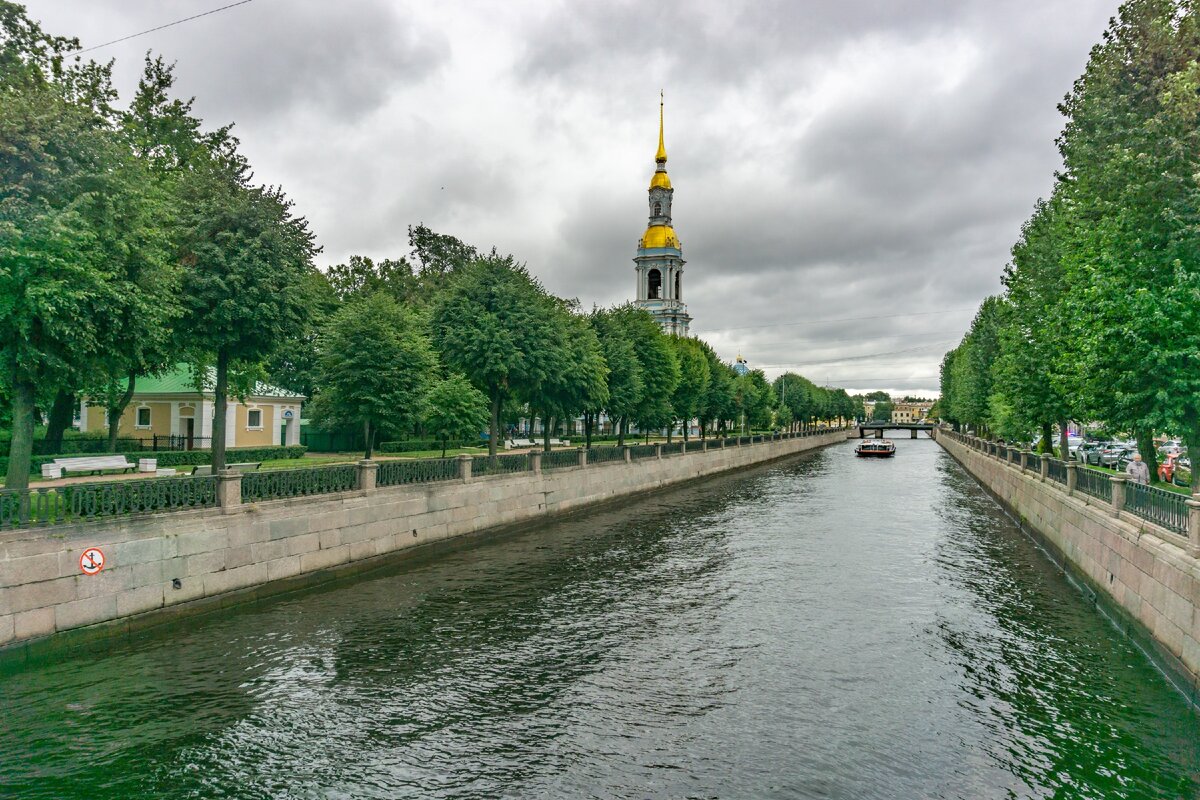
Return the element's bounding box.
[310,293,436,458]
[424,372,489,457]
[530,306,608,451]
[872,400,894,422]
[697,342,735,437]
[431,254,561,456]
[609,306,679,442]
[587,307,644,447]
[175,159,318,472]
[670,336,710,441]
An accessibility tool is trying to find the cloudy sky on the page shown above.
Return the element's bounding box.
[26,0,1115,396]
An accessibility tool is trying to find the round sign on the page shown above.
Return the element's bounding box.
[79,547,105,576]
[282,409,295,419]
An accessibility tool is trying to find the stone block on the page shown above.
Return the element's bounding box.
[174,529,228,557]
[117,584,164,617]
[349,540,375,562]
[319,529,343,550]
[225,545,256,569]
[299,545,350,573]
[14,607,55,639]
[9,576,76,613]
[111,537,163,567]
[0,552,61,587]
[0,613,13,645]
[163,574,205,605]
[203,563,267,597]
[266,555,302,582]
[268,516,309,540]
[55,593,117,631]
[285,533,321,557]
[132,561,164,587]
[185,549,227,578]
[75,566,135,599]
[227,521,269,549]
[250,540,287,564]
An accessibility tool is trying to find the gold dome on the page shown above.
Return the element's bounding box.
[641,224,680,249]
[649,171,672,190]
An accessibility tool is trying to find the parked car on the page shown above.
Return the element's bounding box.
[1160,453,1193,487]
[1098,444,1131,467]
[1076,441,1105,465]
[1066,435,1085,459]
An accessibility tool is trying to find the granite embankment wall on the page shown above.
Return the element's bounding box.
[937,431,1200,699]
[0,430,849,654]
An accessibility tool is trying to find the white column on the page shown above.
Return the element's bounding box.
[170,402,181,436]
[272,405,282,446]
[225,401,237,448]
[78,399,88,430]
[199,399,213,440]
[285,416,300,446]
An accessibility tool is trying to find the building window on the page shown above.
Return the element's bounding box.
[648,269,662,299]
[675,271,681,300]
[653,201,662,216]
[247,408,263,429]
[136,407,151,428]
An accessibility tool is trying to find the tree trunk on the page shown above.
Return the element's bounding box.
[212,350,229,473]
[489,387,501,457]
[1040,421,1053,455]
[682,419,689,442]
[5,379,36,489]
[441,435,447,459]
[44,391,75,455]
[106,372,137,452]
[617,416,627,447]
[584,412,594,449]
[543,415,551,452]
[1187,429,1200,494]
[1059,420,1070,462]
[363,419,373,459]
[1137,428,1159,483]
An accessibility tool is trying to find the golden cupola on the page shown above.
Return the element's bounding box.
[640,94,679,250]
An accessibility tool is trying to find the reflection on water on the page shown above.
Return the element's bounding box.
[1,441,1198,799]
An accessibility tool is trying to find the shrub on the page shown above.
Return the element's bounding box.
[377,439,482,453]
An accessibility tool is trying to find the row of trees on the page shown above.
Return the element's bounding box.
[940,0,1200,491]
[1,1,857,485]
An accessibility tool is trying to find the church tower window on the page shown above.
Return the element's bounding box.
[648,269,662,299]
[653,201,662,216]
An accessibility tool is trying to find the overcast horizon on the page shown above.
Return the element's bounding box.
[24,0,1117,397]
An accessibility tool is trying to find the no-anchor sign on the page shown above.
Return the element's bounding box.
[79,547,105,576]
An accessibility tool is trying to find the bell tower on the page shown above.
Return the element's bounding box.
[633,94,691,336]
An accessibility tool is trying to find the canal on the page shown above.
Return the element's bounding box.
[2,440,1199,798]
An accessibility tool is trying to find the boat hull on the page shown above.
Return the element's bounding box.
[855,449,895,458]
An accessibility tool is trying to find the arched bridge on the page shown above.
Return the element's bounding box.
[858,422,935,439]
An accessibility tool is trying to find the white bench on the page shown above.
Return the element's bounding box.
[54,455,136,476]
[190,462,262,476]
[505,438,534,449]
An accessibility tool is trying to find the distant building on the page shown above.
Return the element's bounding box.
[891,401,934,424]
[80,365,304,449]
[733,354,750,376]
[632,97,692,336]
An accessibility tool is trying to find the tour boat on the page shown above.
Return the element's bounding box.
[855,440,896,458]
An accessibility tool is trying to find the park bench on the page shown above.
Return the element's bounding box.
[505,438,534,449]
[190,462,262,476]
[53,455,136,476]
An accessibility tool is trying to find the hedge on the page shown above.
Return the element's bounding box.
[378,439,483,453]
[2,445,307,477]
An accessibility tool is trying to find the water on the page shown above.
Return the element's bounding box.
[3,441,1199,799]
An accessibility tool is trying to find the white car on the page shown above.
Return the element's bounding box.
[1066,436,1085,458]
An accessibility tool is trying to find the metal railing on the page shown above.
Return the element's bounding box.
[540,449,581,471]
[1047,458,1068,485]
[721,437,740,448]
[377,457,458,487]
[1124,481,1189,536]
[0,476,217,529]
[585,446,625,464]
[1075,467,1112,502]
[241,465,357,503]
[660,442,684,456]
[628,444,658,460]
[472,453,530,477]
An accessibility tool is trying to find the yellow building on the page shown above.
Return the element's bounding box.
[891,401,934,424]
[81,366,304,449]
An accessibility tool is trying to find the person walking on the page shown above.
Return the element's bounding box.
[1126,452,1151,485]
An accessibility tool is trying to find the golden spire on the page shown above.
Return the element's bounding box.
[656,90,667,163]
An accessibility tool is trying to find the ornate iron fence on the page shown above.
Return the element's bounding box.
[585,446,625,464]
[1047,459,1068,485]
[241,465,357,502]
[629,444,658,460]
[1075,467,1112,502]
[661,442,684,456]
[0,476,218,529]
[541,449,581,471]
[722,437,740,447]
[1124,481,1189,536]
[472,453,531,476]
[377,458,458,487]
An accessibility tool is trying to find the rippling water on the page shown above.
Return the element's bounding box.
[3,441,1199,799]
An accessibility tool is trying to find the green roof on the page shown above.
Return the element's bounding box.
[133,365,304,399]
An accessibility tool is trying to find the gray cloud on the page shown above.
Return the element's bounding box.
[26,0,1116,397]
